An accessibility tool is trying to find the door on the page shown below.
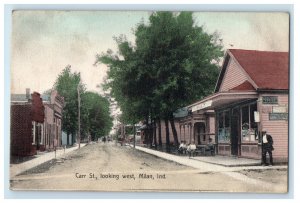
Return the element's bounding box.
[195,122,205,145]
[231,113,239,156]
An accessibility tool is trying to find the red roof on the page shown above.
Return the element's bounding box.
[230,80,256,91]
[229,49,289,90]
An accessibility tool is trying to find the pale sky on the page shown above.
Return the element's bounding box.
[11,11,289,94]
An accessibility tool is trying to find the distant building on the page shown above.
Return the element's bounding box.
[139,119,180,147]
[42,90,64,150]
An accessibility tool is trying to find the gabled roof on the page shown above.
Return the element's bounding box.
[230,80,256,91]
[215,49,289,92]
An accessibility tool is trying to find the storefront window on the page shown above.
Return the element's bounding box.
[218,112,223,128]
[241,103,258,142]
[218,111,230,142]
[250,103,258,140]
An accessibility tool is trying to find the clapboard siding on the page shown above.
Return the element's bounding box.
[219,58,249,92]
[259,94,289,160]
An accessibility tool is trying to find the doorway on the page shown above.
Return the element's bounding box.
[231,108,240,156]
[194,122,205,145]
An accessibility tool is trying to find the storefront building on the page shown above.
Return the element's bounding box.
[176,107,215,146]
[11,90,45,156]
[185,49,289,162]
[42,90,64,150]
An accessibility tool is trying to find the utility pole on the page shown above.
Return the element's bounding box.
[77,84,81,149]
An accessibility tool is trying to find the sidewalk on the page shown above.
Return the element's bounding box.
[10,143,87,178]
[133,145,288,173]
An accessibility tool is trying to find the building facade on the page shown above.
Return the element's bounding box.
[11,90,45,156]
[42,90,64,150]
[177,109,215,145]
[184,49,289,162]
[11,89,64,156]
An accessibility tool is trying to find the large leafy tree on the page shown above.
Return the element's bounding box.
[54,65,84,144]
[54,66,113,144]
[81,91,113,141]
[96,11,223,147]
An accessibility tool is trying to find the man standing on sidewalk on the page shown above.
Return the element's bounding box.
[262,130,274,166]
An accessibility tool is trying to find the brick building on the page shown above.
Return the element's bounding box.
[11,90,45,156]
[11,89,64,156]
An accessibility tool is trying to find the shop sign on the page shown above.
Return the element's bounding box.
[269,113,288,120]
[191,100,212,112]
[272,106,287,113]
[262,96,278,104]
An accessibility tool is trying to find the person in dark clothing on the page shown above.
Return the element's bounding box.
[261,130,274,166]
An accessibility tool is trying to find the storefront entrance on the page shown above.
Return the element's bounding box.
[194,122,205,145]
[230,108,241,156]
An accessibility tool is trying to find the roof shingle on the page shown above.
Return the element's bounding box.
[229,49,289,90]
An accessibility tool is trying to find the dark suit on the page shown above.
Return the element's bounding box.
[262,134,274,165]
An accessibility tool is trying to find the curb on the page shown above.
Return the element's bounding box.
[10,143,87,178]
[130,145,288,172]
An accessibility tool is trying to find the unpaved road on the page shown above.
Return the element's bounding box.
[10,142,288,192]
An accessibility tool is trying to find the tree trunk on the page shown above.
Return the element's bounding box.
[149,122,153,147]
[146,128,150,147]
[164,118,170,152]
[170,115,179,146]
[67,133,70,145]
[158,119,162,147]
[153,119,157,148]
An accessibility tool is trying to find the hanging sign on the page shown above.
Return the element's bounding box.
[254,111,260,122]
[191,100,212,112]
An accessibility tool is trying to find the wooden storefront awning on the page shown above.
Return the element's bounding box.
[188,91,259,112]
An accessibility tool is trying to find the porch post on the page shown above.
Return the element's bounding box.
[190,123,193,143]
[191,122,194,143]
[183,125,186,142]
[179,125,182,142]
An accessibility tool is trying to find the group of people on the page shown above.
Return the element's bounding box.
[177,130,274,165]
[178,141,197,158]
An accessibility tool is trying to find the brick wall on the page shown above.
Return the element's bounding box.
[10,104,36,156]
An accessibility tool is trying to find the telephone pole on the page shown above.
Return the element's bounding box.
[77,84,81,149]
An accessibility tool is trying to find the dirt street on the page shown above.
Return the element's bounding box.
[10,143,288,192]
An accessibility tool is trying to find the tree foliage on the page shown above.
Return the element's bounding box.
[96,11,223,144]
[54,65,83,137]
[54,65,112,141]
[81,91,113,140]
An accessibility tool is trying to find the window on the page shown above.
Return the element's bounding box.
[32,121,36,144]
[40,124,44,145]
[241,103,258,142]
[218,111,230,142]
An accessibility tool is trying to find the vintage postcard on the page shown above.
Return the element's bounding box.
[9,10,289,193]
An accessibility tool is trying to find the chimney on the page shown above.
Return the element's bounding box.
[26,88,30,100]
